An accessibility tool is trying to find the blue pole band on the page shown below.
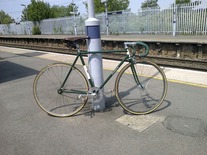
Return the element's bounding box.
[86,25,101,39]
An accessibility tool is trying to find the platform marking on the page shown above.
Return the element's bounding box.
[1,46,207,88]
[30,52,207,88]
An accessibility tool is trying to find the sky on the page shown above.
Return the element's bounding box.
[0,0,206,22]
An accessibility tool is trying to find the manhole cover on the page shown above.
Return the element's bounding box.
[163,116,207,137]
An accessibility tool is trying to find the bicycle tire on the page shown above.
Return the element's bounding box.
[33,63,89,117]
[115,60,167,115]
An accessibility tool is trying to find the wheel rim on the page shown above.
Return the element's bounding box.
[33,63,89,117]
[115,61,167,115]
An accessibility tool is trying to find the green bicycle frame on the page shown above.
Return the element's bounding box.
[59,49,141,94]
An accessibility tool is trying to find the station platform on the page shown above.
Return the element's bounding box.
[1,34,207,44]
[0,46,207,155]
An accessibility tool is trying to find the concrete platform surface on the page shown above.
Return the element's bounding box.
[0,46,207,155]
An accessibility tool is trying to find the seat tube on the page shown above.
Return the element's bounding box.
[60,54,80,89]
[80,55,94,87]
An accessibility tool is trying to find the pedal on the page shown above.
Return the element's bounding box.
[77,94,87,101]
[104,89,115,96]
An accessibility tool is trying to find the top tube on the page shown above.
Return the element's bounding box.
[80,49,127,55]
[80,41,149,56]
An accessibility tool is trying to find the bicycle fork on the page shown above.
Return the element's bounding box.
[130,63,144,89]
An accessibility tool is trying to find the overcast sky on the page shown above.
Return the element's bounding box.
[0,0,206,21]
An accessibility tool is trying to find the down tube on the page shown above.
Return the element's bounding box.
[99,55,129,90]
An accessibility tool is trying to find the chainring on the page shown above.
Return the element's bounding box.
[88,87,103,103]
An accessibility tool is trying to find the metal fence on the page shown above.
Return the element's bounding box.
[0,2,206,35]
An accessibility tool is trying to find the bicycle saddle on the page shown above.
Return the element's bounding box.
[64,36,89,49]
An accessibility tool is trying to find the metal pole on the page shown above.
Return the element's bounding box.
[71,0,77,35]
[104,1,109,35]
[73,13,77,35]
[146,0,149,33]
[0,15,2,24]
[70,11,77,35]
[85,0,105,111]
[173,4,176,36]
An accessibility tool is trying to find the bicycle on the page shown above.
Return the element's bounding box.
[33,36,168,117]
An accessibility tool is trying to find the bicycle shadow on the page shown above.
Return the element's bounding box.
[105,94,171,115]
[73,94,171,118]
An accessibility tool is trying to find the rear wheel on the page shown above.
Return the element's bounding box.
[115,60,167,115]
[33,63,89,117]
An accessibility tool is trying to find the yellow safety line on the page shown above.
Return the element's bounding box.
[103,67,207,88]
[167,79,207,88]
[3,48,206,89]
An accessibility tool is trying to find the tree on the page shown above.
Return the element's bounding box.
[141,0,159,9]
[21,1,79,21]
[83,0,129,13]
[50,5,69,18]
[176,0,191,4]
[0,10,14,24]
[21,7,28,22]
[50,3,79,18]
[68,3,79,15]
[170,0,193,7]
[21,0,51,24]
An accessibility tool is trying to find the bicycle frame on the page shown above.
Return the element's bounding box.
[59,49,139,94]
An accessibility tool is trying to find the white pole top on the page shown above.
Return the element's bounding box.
[88,0,95,18]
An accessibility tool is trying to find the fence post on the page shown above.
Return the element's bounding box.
[85,0,105,111]
[101,0,109,35]
[173,5,177,36]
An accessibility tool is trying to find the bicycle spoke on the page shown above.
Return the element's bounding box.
[115,61,167,115]
[33,63,89,117]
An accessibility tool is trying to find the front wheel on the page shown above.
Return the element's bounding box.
[33,63,89,117]
[115,60,167,115]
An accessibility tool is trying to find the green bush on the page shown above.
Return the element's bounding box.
[32,26,41,35]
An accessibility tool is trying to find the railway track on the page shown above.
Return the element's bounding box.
[0,41,207,71]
